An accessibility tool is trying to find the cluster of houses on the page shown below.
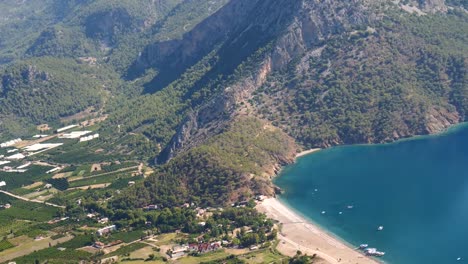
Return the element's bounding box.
[170,242,222,258]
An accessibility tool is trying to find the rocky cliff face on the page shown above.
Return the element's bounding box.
[396,0,448,13]
[128,0,261,84]
[156,0,463,162]
[157,0,373,162]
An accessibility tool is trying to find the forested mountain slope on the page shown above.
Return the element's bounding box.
[0,57,109,136]
[0,0,228,138]
[115,0,467,206]
[0,0,466,206]
[255,10,468,147]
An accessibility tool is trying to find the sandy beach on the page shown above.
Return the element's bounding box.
[296,148,321,158]
[257,198,380,264]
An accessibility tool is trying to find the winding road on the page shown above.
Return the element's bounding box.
[0,190,65,208]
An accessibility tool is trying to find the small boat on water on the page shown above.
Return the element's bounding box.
[347,205,354,209]
[359,244,368,249]
[377,226,384,231]
[365,248,385,257]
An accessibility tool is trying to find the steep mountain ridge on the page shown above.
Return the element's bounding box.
[0,0,466,206]
[128,0,262,89]
[159,0,467,157]
[157,0,375,161]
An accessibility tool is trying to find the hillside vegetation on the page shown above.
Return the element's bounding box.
[254,10,468,147]
[0,0,466,206]
[112,117,296,207]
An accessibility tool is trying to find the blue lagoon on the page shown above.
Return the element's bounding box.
[275,124,468,264]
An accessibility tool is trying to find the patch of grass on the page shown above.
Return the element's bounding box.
[71,165,91,176]
[0,220,33,238]
[90,162,137,175]
[178,250,230,264]
[239,248,287,263]
[128,246,156,259]
[0,165,53,190]
[104,242,147,258]
[102,230,145,243]
[0,193,59,222]
[108,175,144,189]
[51,233,67,240]
[11,246,92,264]
[59,235,94,249]
[11,187,38,196]
[68,172,135,188]
[0,194,60,238]
[153,233,179,246]
[0,239,14,252]
[45,144,122,164]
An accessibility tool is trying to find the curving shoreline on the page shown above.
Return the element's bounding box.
[257,198,380,264]
[295,148,322,158]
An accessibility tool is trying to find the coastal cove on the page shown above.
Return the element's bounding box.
[273,123,468,264]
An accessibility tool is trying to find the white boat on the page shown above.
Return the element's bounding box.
[377,226,384,231]
[365,248,385,257]
[359,244,369,249]
[365,248,377,253]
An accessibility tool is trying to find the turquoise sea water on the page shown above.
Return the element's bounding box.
[274,123,468,264]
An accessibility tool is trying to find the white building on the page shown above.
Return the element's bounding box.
[96,225,116,236]
[46,167,61,174]
[98,217,109,224]
[24,143,63,152]
[17,162,32,169]
[6,153,25,160]
[56,124,78,133]
[0,181,6,187]
[0,138,22,148]
[60,131,92,139]
[0,161,10,166]
[79,133,100,142]
[32,135,49,138]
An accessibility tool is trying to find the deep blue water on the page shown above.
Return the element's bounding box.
[274,123,468,264]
